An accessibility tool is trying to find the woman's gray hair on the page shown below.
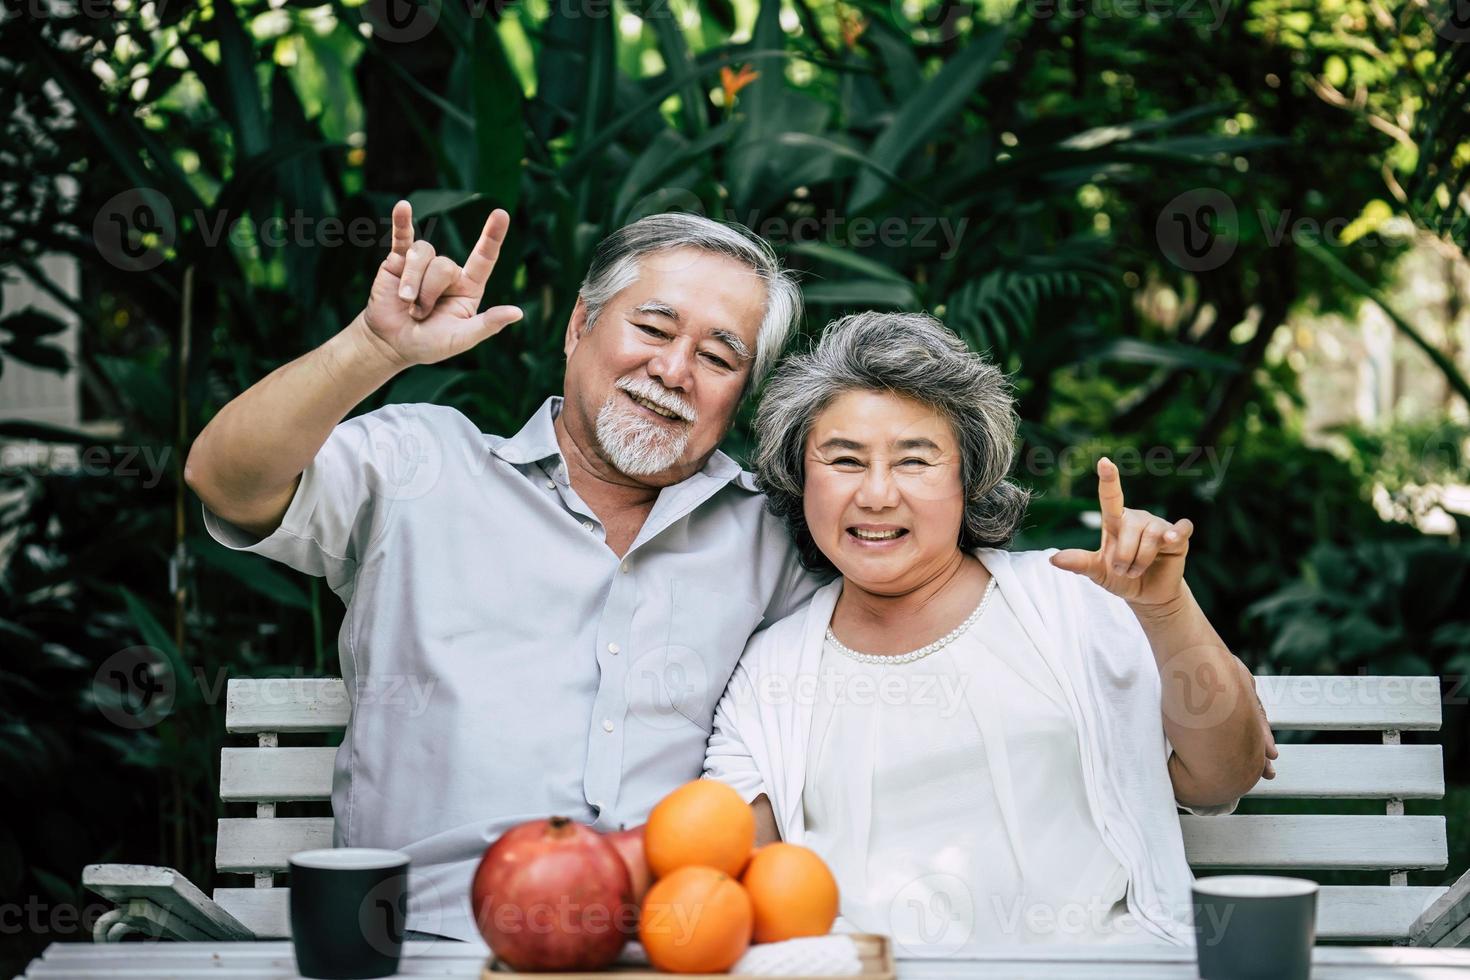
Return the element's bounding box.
[754,311,1032,572]
[579,213,803,387]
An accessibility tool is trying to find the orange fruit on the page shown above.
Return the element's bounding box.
[645,779,756,879]
[639,866,753,974]
[741,843,839,943]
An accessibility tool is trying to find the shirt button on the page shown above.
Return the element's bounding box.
[583,521,594,531]
[545,479,555,490]
[602,719,615,733]
[608,642,620,655]
[620,561,631,573]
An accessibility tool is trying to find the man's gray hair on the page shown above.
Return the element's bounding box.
[578,213,803,387]
[754,310,1032,572]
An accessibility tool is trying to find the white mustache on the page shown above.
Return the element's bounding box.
[616,378,696,423]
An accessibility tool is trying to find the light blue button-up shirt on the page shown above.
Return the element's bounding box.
[203,396,826,941]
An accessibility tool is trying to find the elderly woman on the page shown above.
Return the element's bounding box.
[704,311,1276,951]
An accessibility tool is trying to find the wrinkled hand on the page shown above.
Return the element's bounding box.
[362,200,523,367]
[1049,457,1193,608]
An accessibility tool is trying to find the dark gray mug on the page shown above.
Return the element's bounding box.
[289,848,411,980]
[1192,875,1319,980]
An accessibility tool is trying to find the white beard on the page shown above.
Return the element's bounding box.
[594,394,692,476]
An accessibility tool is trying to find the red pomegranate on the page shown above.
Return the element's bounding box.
[606,825,652,908]
[471,817,634,971]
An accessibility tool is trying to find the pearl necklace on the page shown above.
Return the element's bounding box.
[826,577,998,665]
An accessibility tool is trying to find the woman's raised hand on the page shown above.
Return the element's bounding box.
[361,200,524,367]
[1048,457,1194,609]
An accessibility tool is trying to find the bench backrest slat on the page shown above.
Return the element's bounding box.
[222,675,1445,734]
[220,747,336,803]
[226,678,350,733]
[218,743,1446,803]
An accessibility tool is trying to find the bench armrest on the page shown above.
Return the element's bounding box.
[1410,866,1470,947]
[83,864,255,941]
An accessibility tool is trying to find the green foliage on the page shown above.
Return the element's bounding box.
[1243,533,1470,775]
[0,0,1467,968]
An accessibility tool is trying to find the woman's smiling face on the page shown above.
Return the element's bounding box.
[803,389,967,593]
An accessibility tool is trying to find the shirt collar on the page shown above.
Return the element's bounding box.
[490,396,564,466]
[490,395,758,491]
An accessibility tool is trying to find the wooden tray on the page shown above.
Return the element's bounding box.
[480,934,895,980]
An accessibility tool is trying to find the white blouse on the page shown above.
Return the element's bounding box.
[801,578,1155,953]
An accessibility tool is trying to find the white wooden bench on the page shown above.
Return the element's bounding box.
[83,675,1470,946]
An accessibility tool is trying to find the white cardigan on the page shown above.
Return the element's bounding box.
[704,546,1238,947]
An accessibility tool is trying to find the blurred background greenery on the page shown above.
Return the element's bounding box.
[1,0,1469,967]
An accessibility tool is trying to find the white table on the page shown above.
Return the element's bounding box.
[18,941,1470,979]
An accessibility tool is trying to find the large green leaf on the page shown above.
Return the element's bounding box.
[787,242,911,283]
[207,0,271,160]
[473,17,524,211]
[1082,338,1245,373]
[190,540,311,611]
[847,27,1006,214]
[384,366,469,405]
[727,0,788,209]
[801,278,919,309]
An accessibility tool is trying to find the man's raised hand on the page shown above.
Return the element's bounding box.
[362,201,523,367]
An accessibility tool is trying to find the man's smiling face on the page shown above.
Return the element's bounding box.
[562,247,768,487]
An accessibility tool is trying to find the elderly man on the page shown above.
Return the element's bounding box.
[184,204,826,942]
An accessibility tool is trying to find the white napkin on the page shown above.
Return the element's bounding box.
[614,936,863,975]
[730,935,864,976]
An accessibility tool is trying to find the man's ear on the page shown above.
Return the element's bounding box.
[564,297,590,359]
